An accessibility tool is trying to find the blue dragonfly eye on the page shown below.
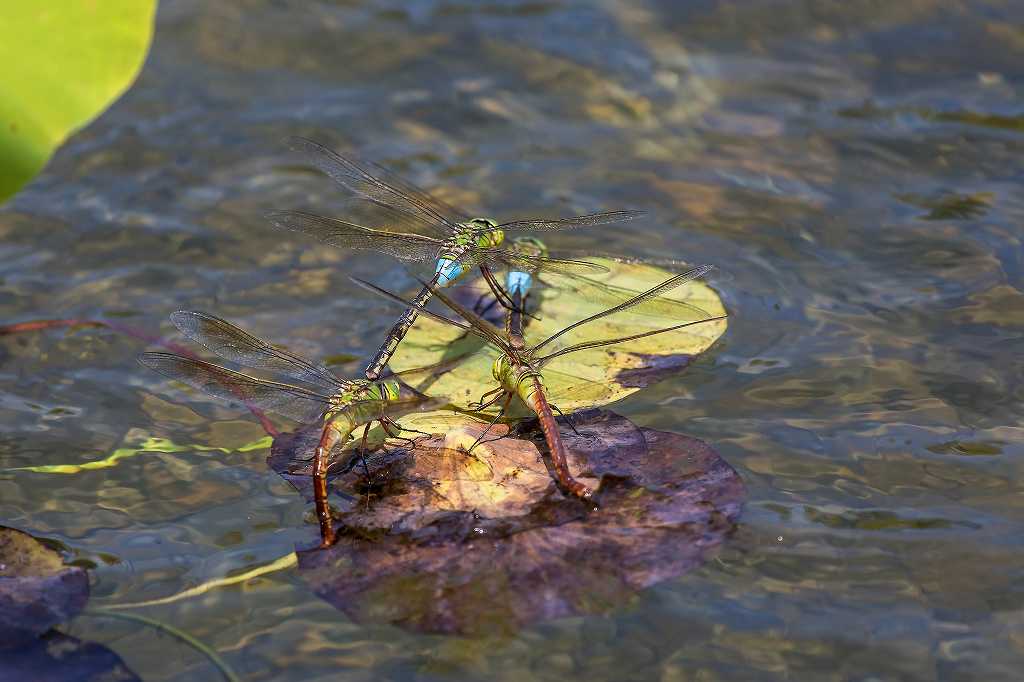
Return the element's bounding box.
[435,258,463,286]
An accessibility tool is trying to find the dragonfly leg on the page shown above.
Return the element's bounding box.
[379,417,423,449]
[549,403,584,438]
[470,386,505,411]
[522,293,541,323]
[479,265,518,312]
[356,422,372,478]
[313,422,346,548]
[468,393,513,453]
[381,416,429,437]
[356,423,375,511]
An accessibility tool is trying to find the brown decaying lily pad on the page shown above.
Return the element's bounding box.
[0,631,141,682]
[0,526,89,648]
[269,410,744,635]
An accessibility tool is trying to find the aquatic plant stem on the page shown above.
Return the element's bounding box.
[105,552,298,609]
[83,609,241,682]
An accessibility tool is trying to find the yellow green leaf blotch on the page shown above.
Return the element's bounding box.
[5,433,273,475]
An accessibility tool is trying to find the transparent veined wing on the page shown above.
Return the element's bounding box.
[533,266,714,352]
[267,210,441,263]
[459,247,609,277]
[139,352,332,424]
[169,311,348,391]
[288,137,468,236]
[490,209,645,233]
[538,268,715,322]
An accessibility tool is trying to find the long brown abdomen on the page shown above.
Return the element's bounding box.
[524,375,591,499]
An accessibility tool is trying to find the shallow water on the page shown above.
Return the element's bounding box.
[2,0,1023,679]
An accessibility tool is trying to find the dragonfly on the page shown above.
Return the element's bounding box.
[138,311,442,547]
[352,268,728,499]
[267,137,644,380]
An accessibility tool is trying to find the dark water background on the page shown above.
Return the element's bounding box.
[2,1,1023,679]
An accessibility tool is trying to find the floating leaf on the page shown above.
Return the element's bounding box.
[0,630,140,682]
[269,410,744,635]
[0,526,88,648]
[0,1,157,201]
[0,2,157,200]
[387,258,727,413]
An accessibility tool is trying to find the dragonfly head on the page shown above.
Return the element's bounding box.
[513,236,548,258]
[437,218,500,286]
[468,217,503,248]
[491,354,539,391]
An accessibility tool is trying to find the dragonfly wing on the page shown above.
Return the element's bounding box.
[539,272,715,321]
[533,266,714,352]
[415,279,512,354]
[139,353,331,424]
[288,137,468,235]
[330,197,457,238]
[535,314,727,364]
[169,311,346,391]
[540,250,699,270]
[492,209,646,233]
[533,365,620,405]
[388,348,494,382]
[463,248,608,276]
[267,210,440,263]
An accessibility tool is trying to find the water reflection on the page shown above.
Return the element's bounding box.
[2,0,1024,678]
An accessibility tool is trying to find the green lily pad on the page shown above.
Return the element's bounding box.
[0,1,156,201]
[389,258,727,423]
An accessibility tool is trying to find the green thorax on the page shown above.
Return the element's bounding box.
[491,354,542,401]
[327,378,401,417]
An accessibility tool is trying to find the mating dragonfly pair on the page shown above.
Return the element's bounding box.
[141,139,724,546]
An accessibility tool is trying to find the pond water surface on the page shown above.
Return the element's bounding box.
[2,1,1023,680]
